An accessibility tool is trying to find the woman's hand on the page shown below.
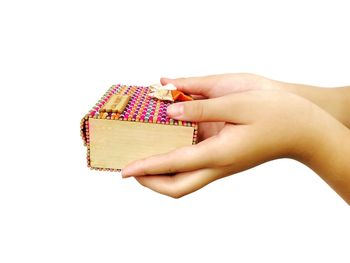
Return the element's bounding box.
[160,73,278,99]
[122,90,334,198]
[161,74,350,128]
[160,74,279,142]
[122,75,350,203]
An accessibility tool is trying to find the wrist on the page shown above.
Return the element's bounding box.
[278,82,350,128]
[296,111,350,204]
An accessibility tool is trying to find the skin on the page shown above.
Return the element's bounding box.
[121,74,350,204]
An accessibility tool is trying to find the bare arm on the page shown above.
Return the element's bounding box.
[281,83,350,128]
[302,115,350,204]
[122,74,350,204]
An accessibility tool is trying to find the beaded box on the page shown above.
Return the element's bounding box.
[80,84,198,171]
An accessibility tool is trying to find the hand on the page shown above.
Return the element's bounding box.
[160,73,280,98]
[122,89,331,198]
[160,74,280,142]
[161,74,350,129]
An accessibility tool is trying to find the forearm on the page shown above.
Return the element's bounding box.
[280,83,350,128]
[302,116,350,204]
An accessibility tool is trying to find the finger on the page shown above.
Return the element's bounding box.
[160,76,220,97]
[167,91,270,123]
[134,166,231,198]
[166,94,246,123]
[167,98,228,122]
[122,136,223,177]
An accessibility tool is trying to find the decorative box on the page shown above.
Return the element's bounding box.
[80,84,198,171]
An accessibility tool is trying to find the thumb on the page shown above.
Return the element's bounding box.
[167,97,232,122]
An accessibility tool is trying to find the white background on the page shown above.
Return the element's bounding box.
[0,0,349,262]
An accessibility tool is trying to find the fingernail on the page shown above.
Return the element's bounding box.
[167,104,184,118]
[121,167,133,178]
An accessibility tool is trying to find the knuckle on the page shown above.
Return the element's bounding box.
[165,177,186,199]
[177,78,187,89]
[167,189,185,199]
[137,159,149,174]
[194,102,205,121]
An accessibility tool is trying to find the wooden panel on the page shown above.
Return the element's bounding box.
[89,119,194,169]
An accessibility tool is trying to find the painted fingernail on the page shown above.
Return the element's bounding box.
[167,104,183,118]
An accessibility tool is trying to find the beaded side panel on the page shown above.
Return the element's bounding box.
[80,85,198,171]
